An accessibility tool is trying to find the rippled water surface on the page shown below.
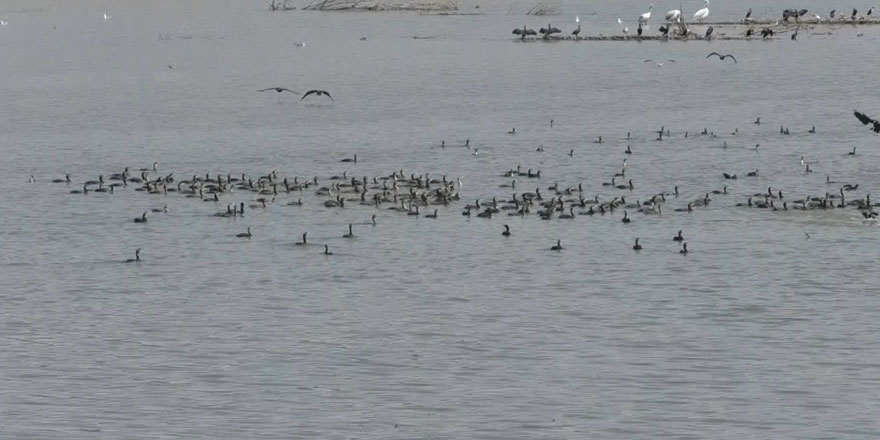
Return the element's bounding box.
[3,0,880,438]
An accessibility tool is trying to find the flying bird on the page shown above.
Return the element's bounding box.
[853,110,880,133]
[301,89,333,101]
[258,87,298,93]
[644,59,675,67]
[706,52,737,63]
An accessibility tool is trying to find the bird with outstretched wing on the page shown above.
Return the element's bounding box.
[301,90,333,101]
[706,52,737,63]
[854,110,880,133]
[258,87,299,93]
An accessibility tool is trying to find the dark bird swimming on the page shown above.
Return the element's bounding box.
[124,248,141,263]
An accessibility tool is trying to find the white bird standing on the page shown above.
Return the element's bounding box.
[639,4,654,25]
[576,15,580,23]
[665,9,681,22]
[103,13,111,21]
[693,0,709,22]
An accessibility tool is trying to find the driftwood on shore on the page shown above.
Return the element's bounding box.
[269,0,296,11]
[526,0,561,16]
[303,0,458,11]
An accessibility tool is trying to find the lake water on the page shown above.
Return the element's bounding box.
[3,0,880,438]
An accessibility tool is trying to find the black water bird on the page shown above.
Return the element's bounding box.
[343,223,355,238]
[632,238,642,251]
[572,25,581,36]
[659,25,669,36]
[301,90,333,101]
[853,110,880,133]
[124,248,141,263]
[707,52,736,63]
[502,224,511,236]
[512,25,537,39]
[539,24,562,37]
[761,28,774,38]
[745,28,754,37]
[745,8,752,19]
[705,26,714,38]
[258,87,297,93]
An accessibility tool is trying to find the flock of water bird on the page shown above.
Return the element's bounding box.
[33,107,880,262]
[512,4,879,40]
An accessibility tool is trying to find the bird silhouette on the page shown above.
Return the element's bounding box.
[706,52,737,63]
[854,110,880,133]
[258,87,298,93]
[512,25,537,39]
[301,90,333,101]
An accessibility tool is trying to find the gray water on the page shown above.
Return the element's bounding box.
[3,0,880,438]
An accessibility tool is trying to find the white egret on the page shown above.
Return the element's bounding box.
[693,0,709,22]
[639,4,654,25]
[103,13,111,21]
[665,9,681,21]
